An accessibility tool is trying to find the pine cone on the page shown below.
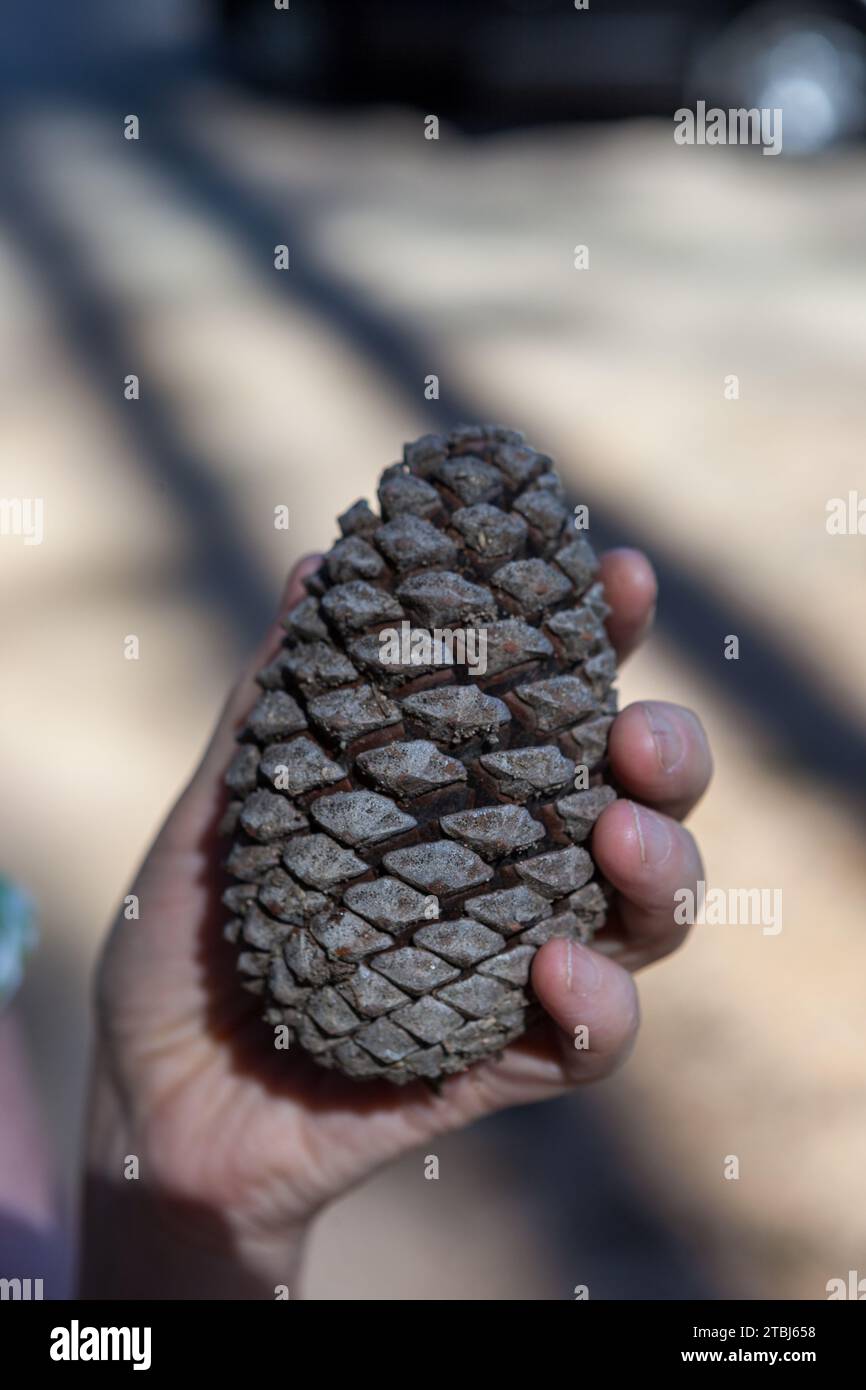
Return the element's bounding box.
[222,426,618,1083]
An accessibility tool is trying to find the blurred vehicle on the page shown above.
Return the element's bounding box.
[216,0,866,151]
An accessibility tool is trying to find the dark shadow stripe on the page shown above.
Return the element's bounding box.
[488,1094,728,1299]
[0,130,276,645]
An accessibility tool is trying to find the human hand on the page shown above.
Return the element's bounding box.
[81,548,712,1298]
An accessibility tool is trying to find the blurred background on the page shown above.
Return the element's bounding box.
[2,0,866,1299]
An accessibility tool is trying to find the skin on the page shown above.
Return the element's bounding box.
[80,547,713,1299]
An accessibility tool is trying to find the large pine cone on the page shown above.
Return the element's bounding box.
[222,426,618,1083]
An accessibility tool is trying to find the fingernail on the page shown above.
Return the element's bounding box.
[644,702,684,773]
[629,801,672,866]
[563,939,601,995]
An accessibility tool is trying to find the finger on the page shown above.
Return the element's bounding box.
[281,555,321,614]
[608,701,713,821]
[531,937,640,1083]
[591,798,704,970]
[163,553,322,847]
[598,548,657,663]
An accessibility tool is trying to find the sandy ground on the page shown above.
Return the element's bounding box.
[1,65,864,1299]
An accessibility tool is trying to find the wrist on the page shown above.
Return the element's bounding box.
[81,1059,309,1300]
[79,1176,307,1299]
